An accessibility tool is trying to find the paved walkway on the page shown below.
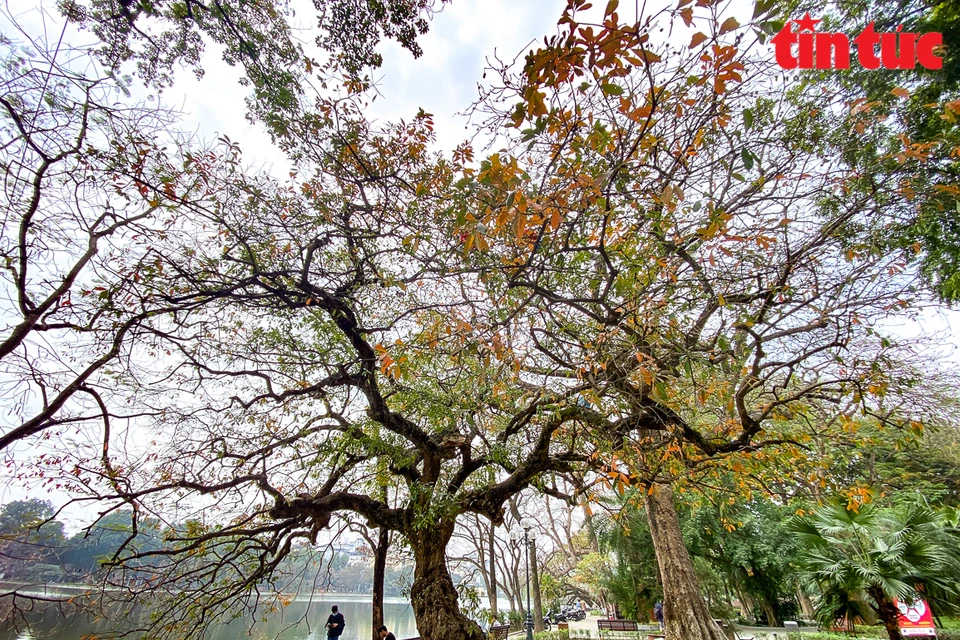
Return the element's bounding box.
[529,615,818,639]
[566,614,607,632]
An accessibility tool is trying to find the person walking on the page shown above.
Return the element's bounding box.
[654,601,664,631]
[378,625,396,640]
[326,605,346,638]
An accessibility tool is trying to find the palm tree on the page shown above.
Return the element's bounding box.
[791,501,960,640]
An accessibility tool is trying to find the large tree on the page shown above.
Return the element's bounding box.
[458,0,951,638]
[4,2,955,640]
[43,91,606,639]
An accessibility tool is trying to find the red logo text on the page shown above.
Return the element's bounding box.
[771,13,943,70]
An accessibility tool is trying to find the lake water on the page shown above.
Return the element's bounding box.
[0,592,419,640]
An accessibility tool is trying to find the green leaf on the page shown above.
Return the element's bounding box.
[741,148,754,171]
[600,83,624,96]
[762,20,785,35]
[743,108,754,130]
[752,0,777,19]
[652,380,668,401]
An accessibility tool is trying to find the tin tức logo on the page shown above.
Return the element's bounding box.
[771,13,943,70]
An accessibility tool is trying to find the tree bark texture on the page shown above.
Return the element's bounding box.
[372,526,389,640]
[797,589,815,620]
[488,521,498,618]
[409,523,485,640]
[759,594,778,627]
[531,536,544,631]
[643,483,727,640]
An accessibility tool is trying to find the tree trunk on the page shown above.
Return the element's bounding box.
[867,586,904,640]
[511,565,525,617]
[489,522,498,618]
[736,586,755,622]
[372,526,389,640]
[643,483,727,640]
[759,597,778,627]
[797,588,815,620]
[531,537,544,631]
[584,506,601,553]
[409,522,485,640]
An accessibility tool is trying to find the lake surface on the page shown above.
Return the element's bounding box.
[0,592,419,640]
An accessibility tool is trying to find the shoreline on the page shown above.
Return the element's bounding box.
[0,582,409,605]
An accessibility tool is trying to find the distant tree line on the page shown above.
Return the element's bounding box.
[0,499,411,596]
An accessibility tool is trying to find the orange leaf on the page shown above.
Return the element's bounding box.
[680,7,693,26]
[637,49,662,63]
[689,32,708,48]
[891,87,910,99]
[719,17,739,34]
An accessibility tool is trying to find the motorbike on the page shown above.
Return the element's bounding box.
[542,609,567,631]
[561,605,586,621]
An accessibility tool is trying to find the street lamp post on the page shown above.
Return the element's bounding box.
[511,518,537,640]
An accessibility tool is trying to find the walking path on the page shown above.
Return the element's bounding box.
[522,615,818,639]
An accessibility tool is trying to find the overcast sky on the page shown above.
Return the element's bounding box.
[165,0,569,176]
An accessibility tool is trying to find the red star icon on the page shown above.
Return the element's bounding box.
[792,12,821,32]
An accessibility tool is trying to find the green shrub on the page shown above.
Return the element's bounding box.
[783,631,889,640]
[506,611,526,631]
[938,618,960,631]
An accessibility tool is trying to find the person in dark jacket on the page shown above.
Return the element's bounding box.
[654,601,664,631]
[378,625,396,640]
[326,605,346,638]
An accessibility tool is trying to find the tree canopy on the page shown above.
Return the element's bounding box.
[1,0,959,639]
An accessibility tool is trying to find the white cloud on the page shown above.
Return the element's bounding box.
[366,0,566,151]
